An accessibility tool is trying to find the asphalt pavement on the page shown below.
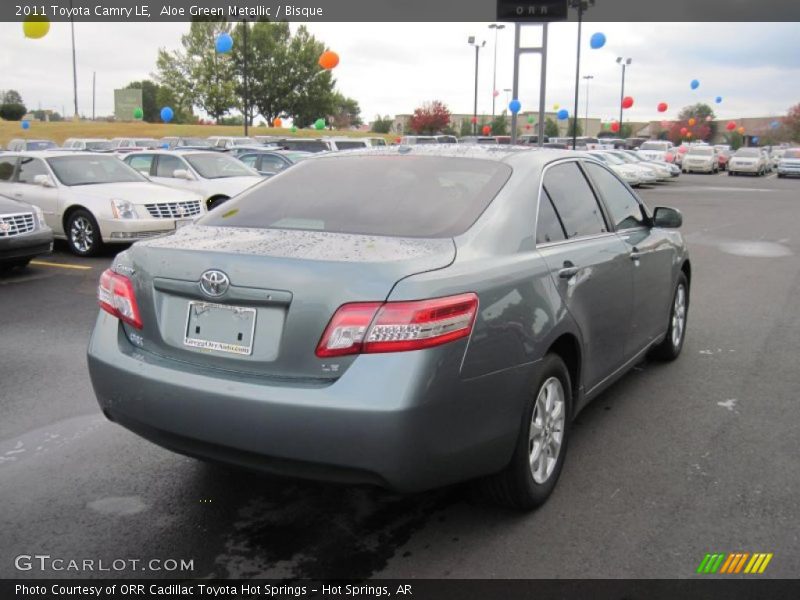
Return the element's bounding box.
[1,171,799,579]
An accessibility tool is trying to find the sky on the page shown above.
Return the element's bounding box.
[1,21,798,124]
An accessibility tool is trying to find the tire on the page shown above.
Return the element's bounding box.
[728,171,733,176]
[650,272,689,361]
[207,196,230,210]
[480,354,572,510]
[777,174,784,178]
[66,209,103,257]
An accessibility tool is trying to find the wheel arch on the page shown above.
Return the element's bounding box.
[545,333,582,416]
[206,194,230,210]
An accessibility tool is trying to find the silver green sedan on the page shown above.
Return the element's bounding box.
[88,146,691,509]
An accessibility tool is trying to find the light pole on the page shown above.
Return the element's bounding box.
[617,57,632,134]
[582,75,593,135]
[569,0,593,149]
[468,36,486,135]
[69,0,78,119]
[488,24,505,118]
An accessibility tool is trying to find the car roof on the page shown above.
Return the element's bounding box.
[13,150,114,158]
[124,149,221,156]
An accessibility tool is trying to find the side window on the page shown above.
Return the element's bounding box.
[260,156,287,172]
[0,157,18,181]
[583,162,646,230]
[542,162,608,239]
[239,155,258,169]
[155,155,184,177]
[127,155,154,175]
[536,189,566,244]
[17,157,49,184]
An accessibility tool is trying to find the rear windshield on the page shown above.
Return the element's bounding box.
[27,141,57,150]
[783,149,800,159]
[334,140,368,150]
[200,155,512,238]
[282,140,329,152]
[640,142,670,151]
[735,148,760,157]
[688,147,713,155]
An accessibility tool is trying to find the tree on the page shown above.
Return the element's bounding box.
[459,118,473,137]
[544,118,559,138]
[409,101,451,134]
[330,93,362,129]
[491,112,509,136]
[154,47,194,122]
[567,117,583,137]
[371,115,393,134]
[670,103,717,143]
[125,80,161,122]
[0,89,26,121]
[783,102,800,142]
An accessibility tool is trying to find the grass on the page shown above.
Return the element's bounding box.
[0,120,391,147]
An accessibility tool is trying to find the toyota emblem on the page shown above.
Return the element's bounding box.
[199,270,230,297]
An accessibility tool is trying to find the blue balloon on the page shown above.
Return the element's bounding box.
[589,32,606,49]
[770,121,780,129]
[690,79,700,90]
[557,109,569,120]
[21,120,30,130]
[161,143,170,149]
[160,106,174,123]
[715,96,722,104]
[215,32,233,53]
[508,99,521,114]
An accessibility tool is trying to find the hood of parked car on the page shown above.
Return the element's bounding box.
[64,181,202,204]
[0,194,33,214]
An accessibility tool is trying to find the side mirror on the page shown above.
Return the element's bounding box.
[33,174,55,188]
[653,206,682,229]
[173,169,194,180]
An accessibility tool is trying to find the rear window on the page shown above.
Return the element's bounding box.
[200,155,512,238]
[334,140,368,150]
[640,142,670,151]
[735,148,760,157]
[783,149,800,159]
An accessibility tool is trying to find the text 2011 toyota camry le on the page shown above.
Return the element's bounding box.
[88,146,690,509]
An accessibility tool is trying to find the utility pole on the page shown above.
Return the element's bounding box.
[69,0,79,120]
[569,0,594,149]
[583,75,593,135]
[468,37,486,135]
[488,24,505,118]
[617,57,632,133]
[92,72,96,120]
[243,20,249,136]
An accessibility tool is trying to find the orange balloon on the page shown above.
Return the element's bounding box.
[738,127,745,134]
[686,132,693,138]
[318,50,340,70]
[274,118,283,127]
[688,117,696,126]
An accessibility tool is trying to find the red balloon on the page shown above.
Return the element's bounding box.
[680,127,688,135]
[621,96,634,109]
[481,125,491,136]
[470,116,478,124]
[525,124,532,130]
[318,50,339,70]
[726,121,736,131]
[610,121,620,133]
[657,102,668,113]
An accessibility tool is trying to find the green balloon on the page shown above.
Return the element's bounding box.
[133,107,143,119]
[290,125,298,133]
[527,115,535,124]
[314,118,326,130]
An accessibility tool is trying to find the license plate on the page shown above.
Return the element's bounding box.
[175,218,194,229]
[184,301,257,356]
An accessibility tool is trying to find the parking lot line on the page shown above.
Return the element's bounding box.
[29,260,92,271]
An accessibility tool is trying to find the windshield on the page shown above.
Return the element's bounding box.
[134,139,160,148]
[200,155,512,238]
[588,153,608,163]
[284,152,310,162]
[27,141,57,151]
[232,138,257,146]
[47,155,146,185]
[180,138,211,147]
[85,141,112,151]
[185,153,257,178]
[599,153,625,165]
[334,140,368,150]
[640,142,670,151]
[688,147,713,156]
[782,149,800,159]
[735,148,760,157]
[610,152,636,163]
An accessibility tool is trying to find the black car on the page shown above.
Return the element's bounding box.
[0,194,53,270]
[237,150,311,175]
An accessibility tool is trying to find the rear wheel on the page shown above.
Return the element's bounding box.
[66,209,102,257]
[650,272,689,361]
[480,354,572,510]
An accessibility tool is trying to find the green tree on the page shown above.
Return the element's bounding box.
[331,93,362,129]
[677,103,717,141]
[125,80,161,122]
[491,111,509,136]
[371,115,393,134]
[545,118,559,138]
[724,131,744,150]
[459,119,473,137]
[0,89,26,121]
[567,117,583,137]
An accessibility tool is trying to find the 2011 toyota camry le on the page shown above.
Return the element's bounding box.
[88,146,690,509]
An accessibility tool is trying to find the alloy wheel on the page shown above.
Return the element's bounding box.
[70,216,94,254]
[671,284,687,348]
[529,377,566,484]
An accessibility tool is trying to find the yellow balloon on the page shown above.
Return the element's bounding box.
[23,17,50,39]
[553,104,560,110]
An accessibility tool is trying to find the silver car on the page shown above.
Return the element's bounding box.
[88,147,691,509]
[776,148,800,178]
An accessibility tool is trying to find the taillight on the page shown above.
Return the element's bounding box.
[98,268,143,329]
[315,293,478,358]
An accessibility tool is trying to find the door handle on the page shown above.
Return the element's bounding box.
[630,247,642,261]
[558,263,580,279]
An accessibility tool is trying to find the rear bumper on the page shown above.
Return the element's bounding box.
[777,166,800,176]
[87,313,531,492]
[0,228,53,262]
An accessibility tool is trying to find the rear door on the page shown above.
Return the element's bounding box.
[13,157,60,229]
[536,160,634,391]
[583,161,676,352]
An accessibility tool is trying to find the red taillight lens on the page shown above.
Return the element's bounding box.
[98,268,143,329]
[315,293,478,358]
